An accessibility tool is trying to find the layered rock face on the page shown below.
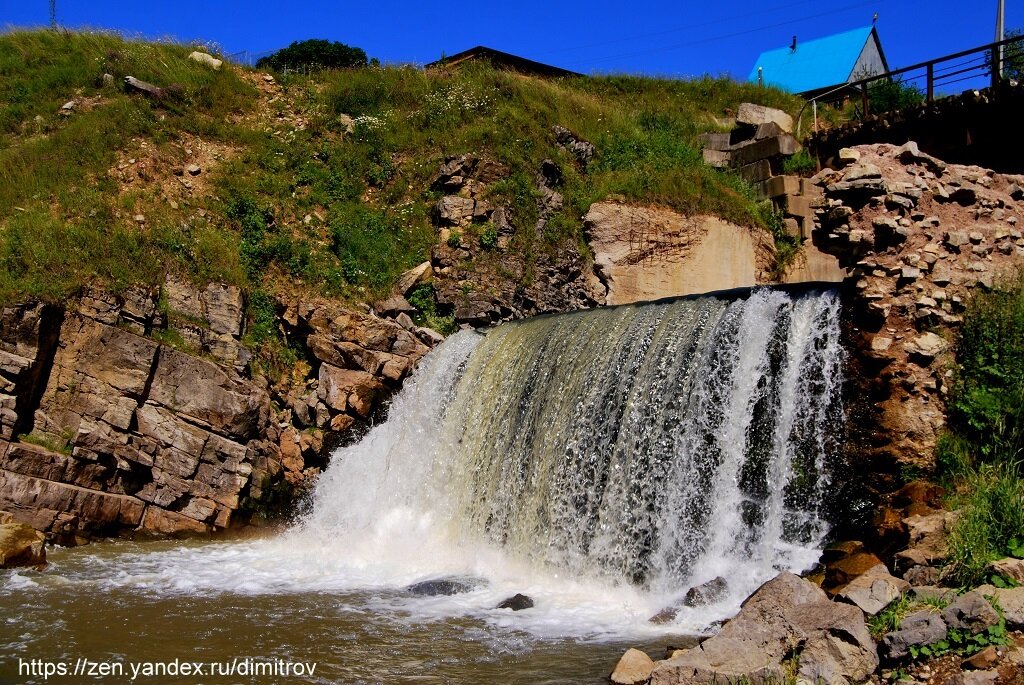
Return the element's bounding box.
[808,142,1024,469]
[583,203,776,305]
[0,281,434,541]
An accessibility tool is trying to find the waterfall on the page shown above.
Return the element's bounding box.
[301,287,844,630]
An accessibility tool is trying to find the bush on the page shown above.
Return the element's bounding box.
[868,76,925,112]
[948,274,1024,465]
[941,273,1024,587]
[256,39,368,73]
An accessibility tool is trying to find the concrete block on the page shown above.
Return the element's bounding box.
[783,217,803,239]
[736,103,793,133]
[703,149,730,168]
[730,134,800,167]
[800,177,824,199]
[755,122,787,140]
[738,160,773,184]
[698,132,733,152]
[783,194,815,219]
[759,175,801,199]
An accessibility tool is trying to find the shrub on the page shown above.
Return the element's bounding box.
[947,274,1024,465]
[782,149,816,175]
[256,39,368,73]
[940,274,1024,586]
[868,76,925,112]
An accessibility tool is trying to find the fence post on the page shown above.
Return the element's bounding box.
[991,46,1001,89]
[926,63,934,102]
[862,83,870,118]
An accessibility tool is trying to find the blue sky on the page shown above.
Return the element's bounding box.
[1,1,1018,81]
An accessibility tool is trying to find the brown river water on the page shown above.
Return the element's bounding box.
[0,538,697,685]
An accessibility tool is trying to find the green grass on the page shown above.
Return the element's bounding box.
[0,28,810,322]
[939,273,1024,587]
[945,463,1024,586]
[0,29,254,303]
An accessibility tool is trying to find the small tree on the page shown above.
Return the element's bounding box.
[256,39,368,72]
[868,75,925,112]
[1001,28,1024,82]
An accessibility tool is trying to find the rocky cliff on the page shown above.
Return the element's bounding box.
[807,142,1024,473]
[0,280,435,542]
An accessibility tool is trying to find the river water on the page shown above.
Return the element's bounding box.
[1,288,844,684]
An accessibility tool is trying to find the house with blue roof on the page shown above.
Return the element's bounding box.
[748,26,889,99]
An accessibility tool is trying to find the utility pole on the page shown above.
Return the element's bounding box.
[996,0,1005,79]
[49,0,57,29]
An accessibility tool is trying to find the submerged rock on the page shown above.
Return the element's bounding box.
[496,593,534,611]
[405,577,484,597]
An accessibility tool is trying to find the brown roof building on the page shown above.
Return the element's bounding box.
[426,46,581,78]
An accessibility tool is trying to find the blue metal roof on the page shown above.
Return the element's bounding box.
[748,26,876,94]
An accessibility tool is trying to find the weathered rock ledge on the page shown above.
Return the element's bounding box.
[0,279,437,542]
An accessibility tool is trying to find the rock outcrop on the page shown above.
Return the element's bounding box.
[583,203,775,304]
[807,143,1024,469]
[651,572,877,685]
[0,281,436,541]
[0,519,46,568]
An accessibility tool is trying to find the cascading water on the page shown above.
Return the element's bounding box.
[0,287,847,685]
[300,286,845,631]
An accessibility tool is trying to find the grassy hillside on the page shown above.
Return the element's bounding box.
[0,29,806,320]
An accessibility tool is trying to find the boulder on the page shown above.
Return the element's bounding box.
[844,163,882,181]
[317,365,384,416]
[0,521,46,568]
[903,333,947,363]
[824,551,884,591]
[880,610,947,660]
[989,586,1024,629]
[963,645,999,670]
[374,295,415,318]
[552,125,595,167]
[837,148,861,166]
[736,103,793,133]
[684,576,728,607]
[836,564,910,615]
[895,511,956,569]
[911,586,957,604]
[435,196,476,226]
[612,648,656,685]
[988,557,1024,584]
[496,593,534,611]
[651,572,876,685]
[963,671,999,685]
[406,577,484,596]
[188,51,223,70]
[396,262,433,297]
[941,591,999,634]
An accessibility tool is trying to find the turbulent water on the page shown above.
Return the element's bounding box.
[0,287,845,684]
[302,286,844,629]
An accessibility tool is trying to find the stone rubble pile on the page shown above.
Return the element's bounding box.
[807,142,1024,470]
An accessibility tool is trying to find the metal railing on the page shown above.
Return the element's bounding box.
[797,33,1024,135]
